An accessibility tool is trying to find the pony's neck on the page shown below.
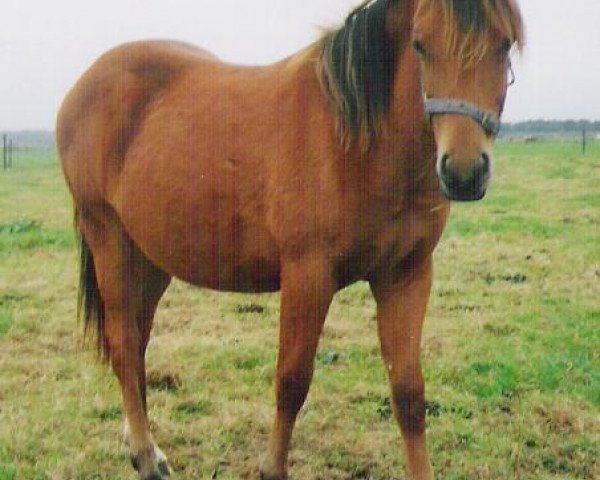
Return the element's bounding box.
[379,0,435,171]
[357,0,440,205]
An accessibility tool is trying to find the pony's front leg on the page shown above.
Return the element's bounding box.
[370,257,434,480]
[260,258,335,480]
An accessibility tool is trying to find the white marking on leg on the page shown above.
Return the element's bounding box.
[122,418,131,445]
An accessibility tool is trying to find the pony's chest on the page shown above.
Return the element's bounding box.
[337,204,448,286]
[379,209,441,260]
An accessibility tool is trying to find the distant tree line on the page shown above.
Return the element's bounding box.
[500,120,600,139]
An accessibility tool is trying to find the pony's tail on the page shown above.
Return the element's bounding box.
[76,216,109,362]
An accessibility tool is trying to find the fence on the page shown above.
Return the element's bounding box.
[1,132,59,169]
[2,134,14,170]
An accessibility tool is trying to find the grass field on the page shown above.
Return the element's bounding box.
[0,142,598,480]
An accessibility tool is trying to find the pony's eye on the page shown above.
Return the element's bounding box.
[499,38,512,55]
[412,40,426,56]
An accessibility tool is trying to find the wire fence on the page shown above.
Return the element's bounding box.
[1,134,58,170]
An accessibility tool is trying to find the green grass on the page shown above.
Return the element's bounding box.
[0,311,13,338]
[0,218,73,251]
[0,142,598,479]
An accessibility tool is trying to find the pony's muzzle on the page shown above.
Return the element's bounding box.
[437,152,491,201]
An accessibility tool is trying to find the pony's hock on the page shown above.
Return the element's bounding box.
[56,0,523,479]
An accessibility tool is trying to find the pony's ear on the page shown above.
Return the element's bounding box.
[385,0,410,45]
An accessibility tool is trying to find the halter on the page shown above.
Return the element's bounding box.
[422,61,515,138]
[423,96,501,137]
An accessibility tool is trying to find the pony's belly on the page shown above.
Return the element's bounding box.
[181,223,281,292]
[178,252,282,293]
[122,211,281,293]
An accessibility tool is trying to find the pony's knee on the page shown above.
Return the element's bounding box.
[392,383,426,436]
[109,340,138,373]
[276,371,311,416]
[103,319,141,364]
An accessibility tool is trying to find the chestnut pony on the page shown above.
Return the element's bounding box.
[57,0,523,478]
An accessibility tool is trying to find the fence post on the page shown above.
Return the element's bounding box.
[8,139,13,168]
[2,134,6,170]
[582,128,587,155]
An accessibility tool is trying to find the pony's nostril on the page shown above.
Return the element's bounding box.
[481,152,490,171]
[439,153,450,176]
[478,152,491,178]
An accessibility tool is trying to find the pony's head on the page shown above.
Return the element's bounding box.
[413,0,523,200]
[317,0,523,201]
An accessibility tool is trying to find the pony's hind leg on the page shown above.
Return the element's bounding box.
[78,211,171,479]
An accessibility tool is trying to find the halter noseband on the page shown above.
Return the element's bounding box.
[423,96,501,137]
[422,61,514,138]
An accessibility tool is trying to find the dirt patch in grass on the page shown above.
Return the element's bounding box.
[235,303,265,314]
[147,370,183,392]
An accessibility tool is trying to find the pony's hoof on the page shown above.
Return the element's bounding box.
[131,447,172,480]
[143,474,168,480]
[136,468,170,480]
[155,446,172,476]
[259,456,287,480]
[157,458,172,476]
[131,455,143,473]
[259,469,288,480]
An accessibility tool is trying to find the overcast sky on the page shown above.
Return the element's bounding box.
[1,0,599,131]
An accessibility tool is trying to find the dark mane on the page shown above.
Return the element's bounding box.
[317,0,398,151]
